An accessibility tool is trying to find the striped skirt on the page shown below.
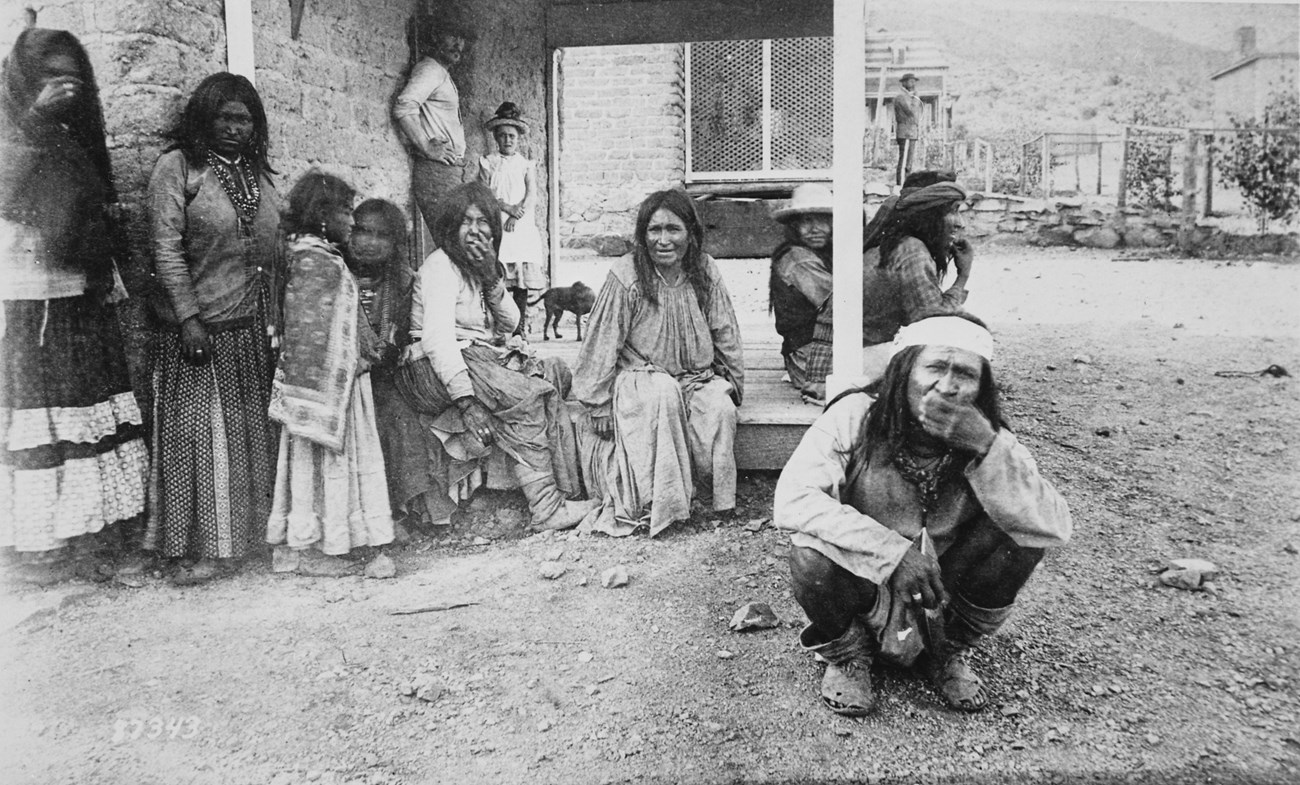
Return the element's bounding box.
[143,317,276,560]
[0,296,148,553]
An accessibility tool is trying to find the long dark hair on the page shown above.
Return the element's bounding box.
[846,313,1004,472]
[768,214,833,313]
[1,28,116,251]
[431,182,502,291]
[633,189,711,310]
[168,72,275,176]
[283,170,355,238]
[878,201,956,277]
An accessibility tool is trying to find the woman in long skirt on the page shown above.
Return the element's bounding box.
[0,29,148,584]
[143,73,281,585]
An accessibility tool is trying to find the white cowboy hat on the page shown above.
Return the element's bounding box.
[772,183,834,222]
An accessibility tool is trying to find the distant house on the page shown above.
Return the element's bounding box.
[1210,26,1299,126]
[685,28,954,185]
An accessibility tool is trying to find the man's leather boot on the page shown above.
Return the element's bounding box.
[800,618,875,716]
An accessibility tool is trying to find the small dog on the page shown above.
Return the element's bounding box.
[528,281,596,341]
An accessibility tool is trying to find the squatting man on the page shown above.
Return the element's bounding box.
[774,314,1073,714]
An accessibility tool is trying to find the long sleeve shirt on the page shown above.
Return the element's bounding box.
[145,149,280,325]
[894,90,923,141]
[408,249,517,400]
[771,245,832,356]
[393,58,466,159]
[859,239,967,345]
[572,254,745,418]
[775,392,1072,584]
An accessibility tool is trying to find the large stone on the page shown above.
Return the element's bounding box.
[1034,226,1076,246]
[590,234,632,257]
[728,602,780,631]
[1123,226,1169,249]
[1074,226,1122,249]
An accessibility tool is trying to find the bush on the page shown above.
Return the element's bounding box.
[1216,86,1300,230]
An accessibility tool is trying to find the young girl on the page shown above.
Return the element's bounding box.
[267,172,394,575]
[478,102,546,335]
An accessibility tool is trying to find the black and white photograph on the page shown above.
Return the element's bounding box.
[1,0,1297,782]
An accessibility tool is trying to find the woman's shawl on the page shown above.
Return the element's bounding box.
[269,234,360,451]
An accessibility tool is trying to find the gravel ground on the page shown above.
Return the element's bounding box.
[2,247,1298,785]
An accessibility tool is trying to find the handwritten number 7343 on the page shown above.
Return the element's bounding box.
[112,716,200,742]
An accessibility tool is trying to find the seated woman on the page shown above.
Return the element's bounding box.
[572,190,744,537]
[266,172,394,573]
[346,198,453,533]
[769,184,834,401]
[855,178,973,383]
[395,182,596,531]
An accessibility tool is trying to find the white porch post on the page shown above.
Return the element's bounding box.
[827,0,866,399]
[225,0,256,84]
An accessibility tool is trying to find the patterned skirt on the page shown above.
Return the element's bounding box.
[0,296,148,552]
[143,316,276,559]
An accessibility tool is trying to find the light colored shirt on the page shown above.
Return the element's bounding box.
[409,249,517,399]
[774,392,1072,584]
[572,254,745,418]
[394,58,466,159]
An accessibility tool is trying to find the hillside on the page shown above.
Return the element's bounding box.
[869,0,1299,138]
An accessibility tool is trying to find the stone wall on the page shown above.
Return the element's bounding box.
[957,194,1299,257]
[3,0,416,267]
[557,43,685,255]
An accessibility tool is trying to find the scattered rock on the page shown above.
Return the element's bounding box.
[1159,558,1220,591]
[577,651,594,663]
[539,561,568,580]
[416,684,444,703]
[471,536,490,546]
[364,554,396,580]
[1284,543,1299,556]
[716,650,735,660]
[601,565,629,588]
[544,548,564,561]
[1046,364,1057,371]
[1072,354,1092,365]
[1000,704,1024,717]
[112,574,145,589]
[272,547,300,574]
[743,518,768,533]
[728,602,780,632]
[536,720,551,732]
[1094,426,1112,437]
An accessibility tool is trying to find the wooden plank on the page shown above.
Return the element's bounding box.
[546,0,833,49]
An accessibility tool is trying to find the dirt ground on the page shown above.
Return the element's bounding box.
[2,247,1299,785]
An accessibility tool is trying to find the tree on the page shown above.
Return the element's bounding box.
[1216,86,1300,231]
[1121,90,1187,211]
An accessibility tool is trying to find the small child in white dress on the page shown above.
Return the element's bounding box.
[478,102,546,336]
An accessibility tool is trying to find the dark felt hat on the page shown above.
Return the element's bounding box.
[486,101,529,133]
[900,72,918,84]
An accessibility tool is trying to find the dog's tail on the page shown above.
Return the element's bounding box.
[526,289,549,307]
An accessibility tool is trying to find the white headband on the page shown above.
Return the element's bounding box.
[892,316,994,361]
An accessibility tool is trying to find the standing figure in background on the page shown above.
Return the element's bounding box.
[769,183,834,402]
[573,190,744,537]
[894,73,923,187]
[267,172,394,574]
[0,29,147,584]
[394,19,472,234]
[144,72,281,586]
[478,101,546,336]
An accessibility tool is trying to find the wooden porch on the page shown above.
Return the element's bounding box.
[530,318,818,472]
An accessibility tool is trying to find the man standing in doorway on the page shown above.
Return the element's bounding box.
[894,72,923,187]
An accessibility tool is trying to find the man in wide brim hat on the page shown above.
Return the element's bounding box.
[769,183,836,400]
[894,72,923,186]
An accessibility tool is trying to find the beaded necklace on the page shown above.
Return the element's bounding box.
[892,446,956,527]
[205,150,260,226]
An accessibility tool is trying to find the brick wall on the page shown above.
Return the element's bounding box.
[558,43,685,254]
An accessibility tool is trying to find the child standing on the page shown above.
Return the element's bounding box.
[478,102,546,336]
